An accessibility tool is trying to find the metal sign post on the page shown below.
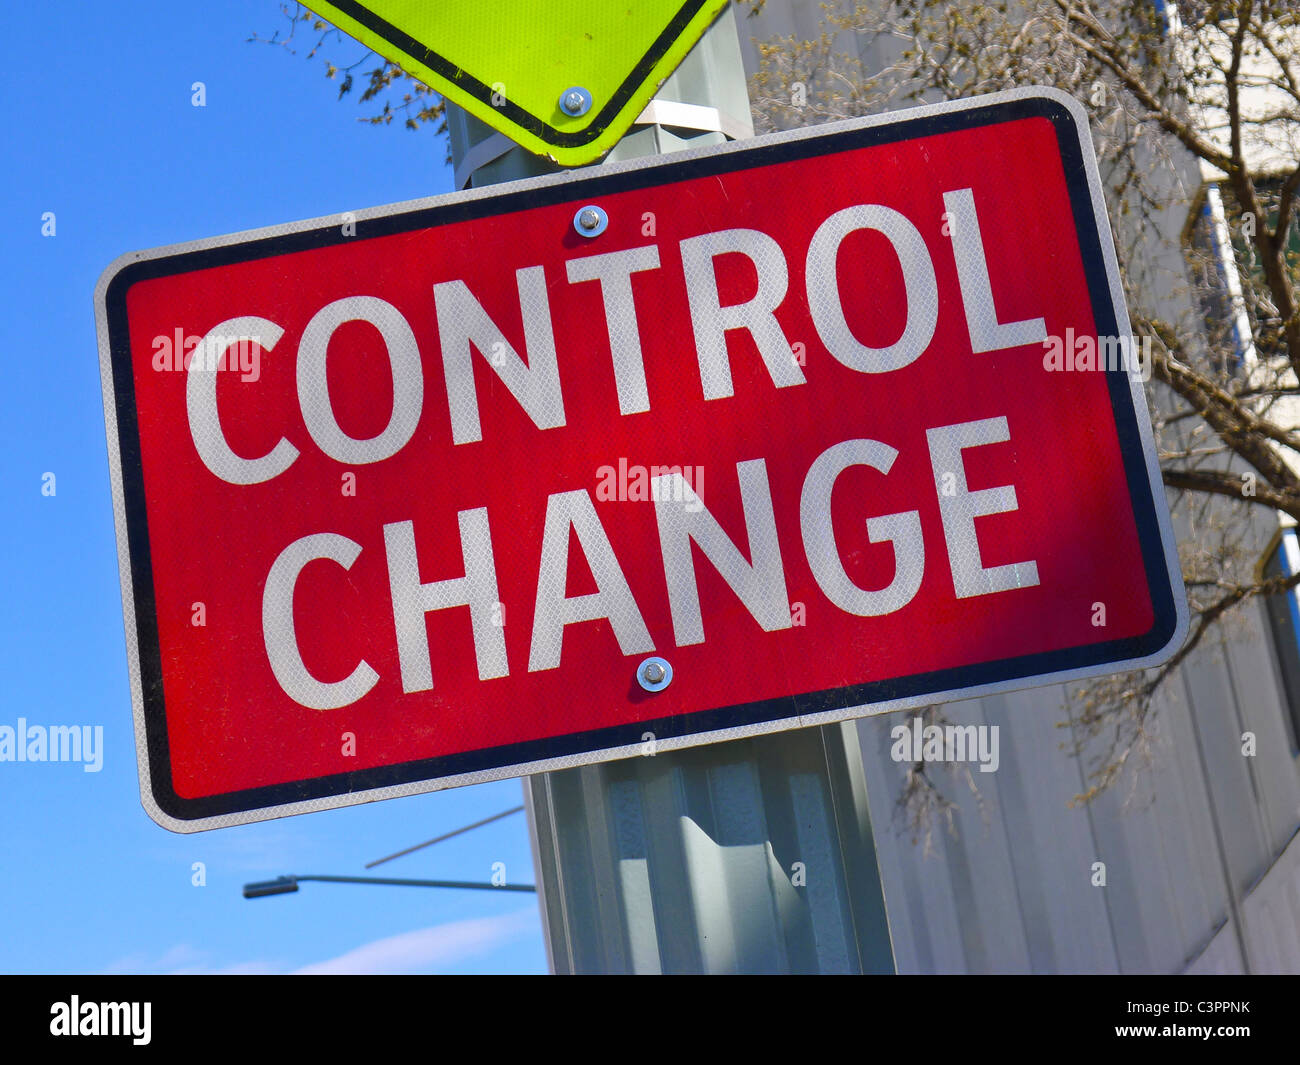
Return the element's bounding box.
[445,7,898,974]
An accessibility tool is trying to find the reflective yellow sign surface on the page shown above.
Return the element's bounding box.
[303,0,733,164]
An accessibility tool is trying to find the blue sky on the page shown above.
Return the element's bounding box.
[0,0,547,974]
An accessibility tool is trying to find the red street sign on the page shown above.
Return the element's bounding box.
[96,87,1185,832]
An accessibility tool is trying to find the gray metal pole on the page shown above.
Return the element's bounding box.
[445,4,896,974]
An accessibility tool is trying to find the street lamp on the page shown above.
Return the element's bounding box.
[243,876,300,898]
[242,874,537,899]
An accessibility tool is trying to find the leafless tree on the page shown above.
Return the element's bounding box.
[251,3,448,155]
[745,0,1300,808]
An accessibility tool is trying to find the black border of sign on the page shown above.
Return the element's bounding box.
[97,89,1186,831]
[320,0,714,149]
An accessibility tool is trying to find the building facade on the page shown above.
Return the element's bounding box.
[734,0,1300,974]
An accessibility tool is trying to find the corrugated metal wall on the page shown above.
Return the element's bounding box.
[853,601,1300,974]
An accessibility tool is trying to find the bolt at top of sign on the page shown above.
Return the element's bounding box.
[573,205,608,237]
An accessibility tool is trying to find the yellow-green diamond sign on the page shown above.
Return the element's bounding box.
[303,0,734,165]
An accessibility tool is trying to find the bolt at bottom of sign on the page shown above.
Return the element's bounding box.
[638,657,672,692]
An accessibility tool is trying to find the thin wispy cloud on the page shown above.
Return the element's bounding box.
[294,909,538,975]
[99,908,538,975]
[101,943,282,976]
